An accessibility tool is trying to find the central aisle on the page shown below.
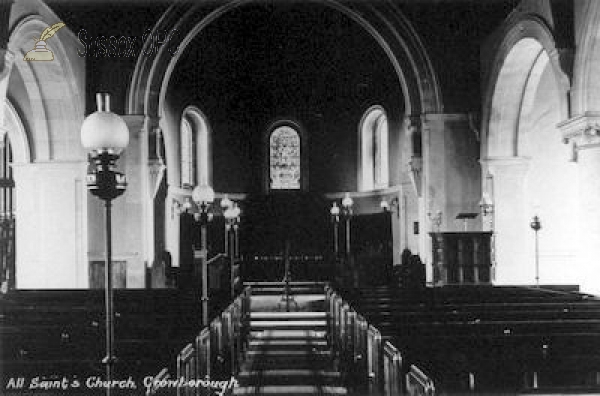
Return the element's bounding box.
[234,284,348,395]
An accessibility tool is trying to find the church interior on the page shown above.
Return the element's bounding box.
[1,0,600,395]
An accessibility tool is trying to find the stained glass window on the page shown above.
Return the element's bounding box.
[269,126,301,190]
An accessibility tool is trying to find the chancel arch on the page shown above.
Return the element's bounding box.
[127,1,443,185]
[129,0,441,272]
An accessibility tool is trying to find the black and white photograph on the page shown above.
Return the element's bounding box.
[0,0,599,395]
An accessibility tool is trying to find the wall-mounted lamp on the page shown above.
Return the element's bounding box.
[380,197,400,218]
[479,193,494,216]
[427,210,442,232]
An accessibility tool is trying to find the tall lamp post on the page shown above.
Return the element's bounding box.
[191,184,215,326]
[224,201,241,299]
[81,93,129,395]
[330,202,340,256]
[341,193,354,257]
[221,195,232,254]
[341,194,354,286]
[530,215,542,287]
[232,204,241,259]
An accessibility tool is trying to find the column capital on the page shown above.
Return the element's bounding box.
[480,156,531,178]
[558,113,600,158]
[403,114,422,130]
[121,115,146,136]
[479,157,531,180]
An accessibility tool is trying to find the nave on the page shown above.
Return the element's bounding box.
[2,278,599,395]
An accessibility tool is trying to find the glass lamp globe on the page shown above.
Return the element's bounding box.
[330,202,340,216]
[192,184,215,205]
[232,203,241,218]
[224,205,236,221]
[221,195,233,210]
[342,193,353,208]
[380,199,390,211]
[80,93,129,154]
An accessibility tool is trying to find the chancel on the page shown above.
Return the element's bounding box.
[1,0,600,395]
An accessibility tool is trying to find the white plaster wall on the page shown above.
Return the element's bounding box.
[13,162,88,288]
[492,53,579,287]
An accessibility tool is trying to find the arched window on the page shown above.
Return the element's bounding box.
[269,125,301,190]
[180,107,211,188]
[180,117,195,187]
[360,107,389,191]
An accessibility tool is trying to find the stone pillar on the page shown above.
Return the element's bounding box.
[421,114,482,284]
[147,122,166,270]
[559,113,600,294]
[485,157,531,285]
[0,49,15,130]
[12,161,88,288]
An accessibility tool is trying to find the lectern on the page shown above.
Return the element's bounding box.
[430,232,493,285]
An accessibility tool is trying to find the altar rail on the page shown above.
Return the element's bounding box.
[241,254,333,282]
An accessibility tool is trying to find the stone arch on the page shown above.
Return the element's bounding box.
[571,0,600,114]
[482,15,570,159]
[8,15,84,161]
[481,12,578,287]
[3,98,30,164]
[127,0,442,188]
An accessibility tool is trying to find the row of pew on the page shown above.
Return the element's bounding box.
[146,288,252,396]
[0,288,232,393]
[325,285,435,396]
[339,284,600,394]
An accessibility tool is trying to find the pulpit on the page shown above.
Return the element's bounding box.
[430,232,493,285]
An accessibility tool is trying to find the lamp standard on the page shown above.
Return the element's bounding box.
[221,195,232,254]
[341,193,354,257]
[330,202,340,256]
[191,184,215,326]
[80,93,129,396]
[232,204,241,259]
[530,215,542,287]
[224,202,241,299]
